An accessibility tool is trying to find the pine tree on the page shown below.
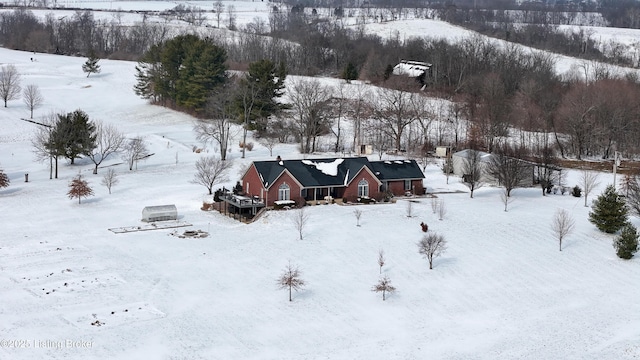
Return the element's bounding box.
[68,174,94,204]
[0,168,9,189]
[614,223,639,259]
[588,185,628,233]
[135,35,228,115]
[235,59,287,132]
[342,62,358,83]
[49,110,97,165]
[82,50,101,78]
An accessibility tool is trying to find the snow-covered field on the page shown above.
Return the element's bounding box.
[0,14,639,360]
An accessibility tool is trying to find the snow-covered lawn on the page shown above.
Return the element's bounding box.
[0,39,639,360]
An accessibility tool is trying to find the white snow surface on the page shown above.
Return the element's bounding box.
[0,18,639,360]
[301,158,344,176]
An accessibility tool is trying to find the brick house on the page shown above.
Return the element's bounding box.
[240,157,425,206]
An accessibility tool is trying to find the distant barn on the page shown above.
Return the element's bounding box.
[142,205,177,222]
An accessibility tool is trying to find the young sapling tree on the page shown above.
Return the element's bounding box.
[500,187,514,212]
[580,170,600,207]
[372,275,396,301]
[292,207,309,240]
[377,249,385,274]
[438,199,447,220]
[354,208,362,226]
[123,136,150,171]
[551,209,575,251]
[68,174,94,204]
[23,84,43,119]
[101,168,119,194]
[277,261,306,302]
[418,232,447,270]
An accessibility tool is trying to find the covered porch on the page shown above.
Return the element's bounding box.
[301,186,344,205]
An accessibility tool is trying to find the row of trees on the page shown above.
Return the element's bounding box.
[31,109,150,179]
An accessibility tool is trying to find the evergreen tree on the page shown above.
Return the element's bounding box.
[588,185,628,233]
[0,168,9,189]
[342,62,358,83]
[134,35,228,115]
[235,59,287,132]
[383,64,394,80]
[82,50,101,78]
[176,37,228,112]
[49,110,97,165]
[614,223,639,259]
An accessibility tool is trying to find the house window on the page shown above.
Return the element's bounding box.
[278,183,290,201]
[358,179,369,197]
[404,180,412,191]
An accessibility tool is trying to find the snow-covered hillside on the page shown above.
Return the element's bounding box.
[0,44,639,359]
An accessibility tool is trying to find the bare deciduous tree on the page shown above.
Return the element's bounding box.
[0,64,21,107]
[277,261,305,302]
[377,249,385,274]
[486,145,530,197]
[258,135,279,157]
[431,197,439,214]
[621,173,640,217]
[438,199,447,220]
[406,200,413,218]
[461,149,485,198]
[500,187,514,212]
[551,208,575,251]
[194,84,238,161]
[292,206,309,241]
[372,275,396,301]
[418,232,447,270]
[68,174,94,204]
[580,170,600,207]
[101,168,119,194]
[88,121,125,174]
[23,84,44,119]
[213,0,224,28]
[191,156,232,195]
[226,4,236,30]
[122,136,150,171]
[287,78,331,154]
[30,112,58,179]
[354,208,362,226]
[372,87,421,153]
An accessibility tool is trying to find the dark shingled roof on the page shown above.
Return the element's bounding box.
[252,157,424,189]
[254,157,372,188]
[369,159,425,181]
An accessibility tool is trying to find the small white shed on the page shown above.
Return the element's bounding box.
[142,205,178,222]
